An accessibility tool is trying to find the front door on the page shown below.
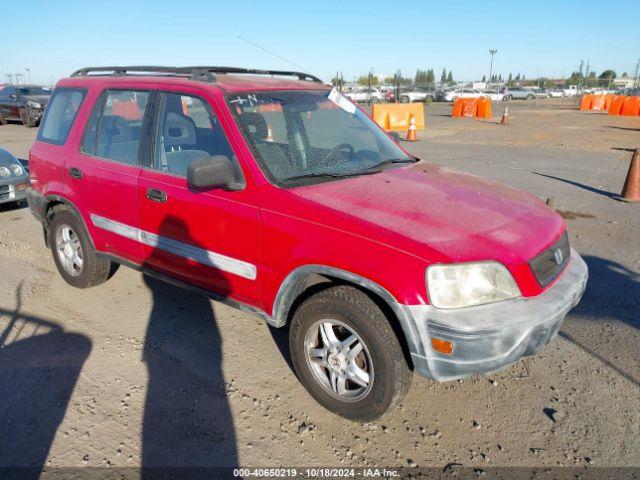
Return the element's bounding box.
[138,90,260,306]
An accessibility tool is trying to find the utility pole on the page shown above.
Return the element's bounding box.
[488,49,497,90]
[5,74,12,85]
[25,68,30,84]
[634,59,640,90]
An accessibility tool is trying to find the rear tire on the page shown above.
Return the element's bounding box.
[0,112,6,125]
[49,208,114,288]
[290,285,412,421]
[400,95,410,104]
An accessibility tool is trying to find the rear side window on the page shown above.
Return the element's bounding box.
[81,90,150,165]
[38,88,86,145]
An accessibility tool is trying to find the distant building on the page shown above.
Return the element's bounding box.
[613,76,636,89]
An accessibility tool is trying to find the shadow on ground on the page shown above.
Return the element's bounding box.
[140,216,237,476]
[532,171,616,198]
[0,284,91,480]
[562,255,640,386]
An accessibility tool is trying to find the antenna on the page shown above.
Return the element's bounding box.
[238,36,308,72]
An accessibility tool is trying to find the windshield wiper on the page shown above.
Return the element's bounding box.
[282,158,419,183]
[282,169,384,182]
[363,157,418,172]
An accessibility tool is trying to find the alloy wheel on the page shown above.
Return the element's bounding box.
[55,225,84,276]
[304,319,374,401]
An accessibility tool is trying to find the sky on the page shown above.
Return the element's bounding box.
[1,0,639,86]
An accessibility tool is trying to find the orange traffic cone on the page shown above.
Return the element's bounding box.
[266,124,274,142]
[500,105,509,125]
[406,115,417,141]
[617,148,640,202]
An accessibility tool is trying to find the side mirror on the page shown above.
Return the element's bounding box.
[389,132,401,144]
[187,155,238,190]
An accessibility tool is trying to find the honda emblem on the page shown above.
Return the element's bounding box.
[553,248,564,265]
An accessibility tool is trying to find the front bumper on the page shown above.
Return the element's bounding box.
[399,249,588,381]
[0,175,29,204]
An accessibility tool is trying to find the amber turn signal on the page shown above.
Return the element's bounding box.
[431,337,453,355]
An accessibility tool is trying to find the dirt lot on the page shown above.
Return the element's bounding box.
[0,100,639,474]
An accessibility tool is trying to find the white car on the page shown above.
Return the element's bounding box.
[547,89,565,98]
[399,87,433,103]
[480,90,506,102]
[443,89,485,102]
[346,87,383,103]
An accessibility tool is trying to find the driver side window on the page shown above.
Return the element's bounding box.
[153,92,241,181]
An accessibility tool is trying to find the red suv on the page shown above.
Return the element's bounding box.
[26,66,588,421]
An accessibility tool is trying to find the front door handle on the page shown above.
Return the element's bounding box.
[146,188,167,203]
[69,167,83,179]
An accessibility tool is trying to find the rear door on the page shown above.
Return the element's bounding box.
[66,88,152,264]
[138,89,261,306]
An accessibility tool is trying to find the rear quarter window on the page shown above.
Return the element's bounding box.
[37,88,87,145]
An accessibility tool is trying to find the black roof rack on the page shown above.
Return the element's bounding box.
[70,66,323,83]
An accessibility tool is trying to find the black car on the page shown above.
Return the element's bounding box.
[0,85,51,127]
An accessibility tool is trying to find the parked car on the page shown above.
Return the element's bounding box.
[0,148,29,206]
[480,90,505,102]
[443,88,484,102]
[399,87,434,103]
[562,85,580,97]
[547,89,565,98]
[26,66,588,421]
[535,89,551,99]
[501,87,535,100]
[345,87,383,103]
[0,85,52,127]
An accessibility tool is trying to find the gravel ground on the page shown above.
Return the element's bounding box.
[0,100,638,474]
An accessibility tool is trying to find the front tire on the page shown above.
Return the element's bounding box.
[290,286,412,421]
[19,107,38,128]
[400,95,410,104]
[49,208,114,288]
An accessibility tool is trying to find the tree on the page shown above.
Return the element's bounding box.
[415,69,429,85]
[598,69,616,86]
[622,72,628,77]
[426,69,435,85]
[441,68,447,84]
[356,75,379,86]
[383,76,396,84]
[447,70,453,85]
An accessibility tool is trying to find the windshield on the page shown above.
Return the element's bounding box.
[228,90,413,186]
[18,87,51,96]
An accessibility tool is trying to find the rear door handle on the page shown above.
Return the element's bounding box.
[69,167,83,179]
[146,188,167,203]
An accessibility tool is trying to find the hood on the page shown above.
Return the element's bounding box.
[285,162,565,265]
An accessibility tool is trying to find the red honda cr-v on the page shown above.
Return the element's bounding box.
[26,66,588,420]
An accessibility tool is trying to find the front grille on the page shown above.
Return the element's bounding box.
[529,232,570,287]
[0,185,10,201]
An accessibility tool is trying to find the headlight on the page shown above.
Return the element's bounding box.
[26,101,42,109]
[9,163,23,175]
[0,166,10,177]
[427,262,521,309]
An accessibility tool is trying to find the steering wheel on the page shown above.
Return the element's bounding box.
[318,143,354,166]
